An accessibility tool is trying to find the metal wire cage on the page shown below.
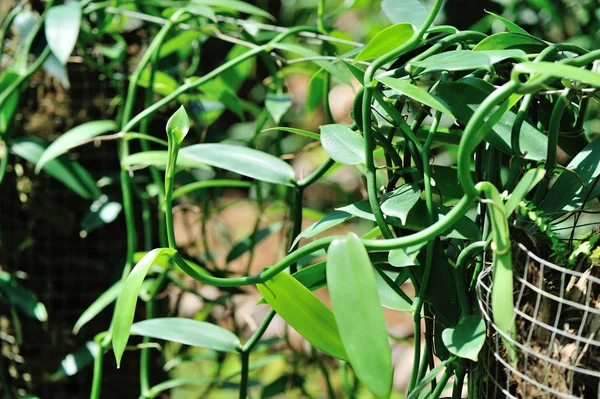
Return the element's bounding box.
[476,243,600,399]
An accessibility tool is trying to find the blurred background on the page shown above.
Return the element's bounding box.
[1,0,600,397]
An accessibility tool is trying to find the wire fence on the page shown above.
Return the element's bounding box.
[477,243,600,398]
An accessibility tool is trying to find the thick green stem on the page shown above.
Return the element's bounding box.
[532,89,571,204]
[90,333,109,399]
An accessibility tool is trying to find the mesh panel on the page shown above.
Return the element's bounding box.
[477,243,600,398]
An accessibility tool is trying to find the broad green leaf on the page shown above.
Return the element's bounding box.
[180,144,296,186]
[380,183,422,225]
[327,233,392,397]
[388,242,426,267]
[52,341,99,380]
[35,120,119,173]
[472,32,547,52]
[320,124,365,165]
[265,93,292,123]
[441,315,485,361]
[514,62,600,88]
[0,272,47,322]
[375,269,412,312]
[159,30,206,59]
[355,23,415,62]
[257,261,328,305]
[504,168,545,216]
[112,248,176,367]
[138,69,179,96]
[342,59,366,82]
[437,80,547,160]
[257,272,347,360]
[271,43,352,86]
[431,165,475,201]
[226,222,284,263]
[73,280,122,334]
[173,179,252,199]
[381,0,429,27]
[130,318,240,352]
[410,50,492,74]
[413,242,460,327]
[541,138,600,214]
[45,3,81,65]
[485,11,528,34]
[11,137,97,199]
[472,49,528,64]
[81,195,123,234]
[191,0,274,20]
[307,71,325,112]
[121,151,213,172]
[262,374,305,398]
[261,127,320,141]
[378,77,455,120]
[0,71,21,136]
[183,4,217,21]
[166,106,190,145]
[291,211,352,248]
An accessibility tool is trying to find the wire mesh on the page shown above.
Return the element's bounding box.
[476,242,600,398]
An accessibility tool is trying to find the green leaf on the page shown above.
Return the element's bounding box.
[504,168,545,216]
[271,43,352,86]
[388,242,426,267]
[265,93,292,123]
[52,341,99,380]
[226,222,284,263]
[355,23,415,62]
[261,127,320,141]
[45,3,82,65]
[180,144,296,186]
[73,280,123,334]
[256,261,328,305]
[374,269,412,312]
[320,124,365,165]
[472,32,547,52]
[35,120,119,173]
[380,183,422,225]
[257,272,347,360]
[138,69,179,96]
[541,138,600,213]
[472,49,528,64]
[381,0,429,28]
[327,233,392,397]
[485,11,528,34]
[307,71,325,112]
[377,77,455,120]
[437,80,548,160]
[262,374,305,398]
[441,315,485,361]
[131,318,241,352]
[121,151,214,173]
[183,4,217,22]
[11,137,97,199]
[191,0,275,20]
[112,248,176,367]
[80,195,122,234]
[0,272,47,322]
[291,211,352,248]
[166,106,190,145]
[514,62,600,88]
[410,50,493,74]
[0,71,21,136]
